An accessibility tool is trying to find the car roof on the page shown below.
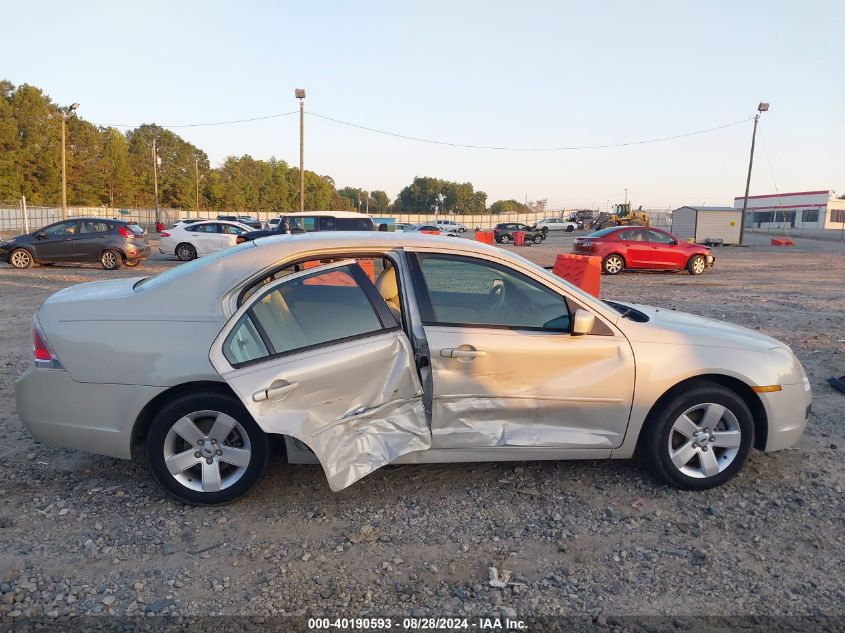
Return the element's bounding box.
[63,217,127,223]
[280,210,372,218]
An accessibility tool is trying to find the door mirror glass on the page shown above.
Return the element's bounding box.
[571,309,595,336]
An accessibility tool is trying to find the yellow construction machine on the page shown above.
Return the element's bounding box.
[592,203,650,230]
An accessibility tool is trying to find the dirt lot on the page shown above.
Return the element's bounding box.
[0,233,843,622]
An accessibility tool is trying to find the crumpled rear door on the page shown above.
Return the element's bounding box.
[209,260,430,491]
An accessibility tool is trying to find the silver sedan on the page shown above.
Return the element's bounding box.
[16,233,811,504]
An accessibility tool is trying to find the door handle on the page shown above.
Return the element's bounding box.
[440,348,487,359]
[252,380,299,402]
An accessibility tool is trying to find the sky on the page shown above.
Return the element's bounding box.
[3,0,843,209]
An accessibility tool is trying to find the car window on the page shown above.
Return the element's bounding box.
[318,216,336,231]
[617,229,644,241]
[42,221,78,237]
[127,223,145,235]
[191,223,219,233]
[221,224,245,235]
[645,229,674,244]
[223,264,387,366]
[78,220,111,234]
[336,218,375,230]
[416,254,571,331]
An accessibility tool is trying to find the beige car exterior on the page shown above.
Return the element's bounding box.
[16,232,811,503]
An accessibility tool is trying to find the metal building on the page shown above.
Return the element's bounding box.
[671,206,742,245]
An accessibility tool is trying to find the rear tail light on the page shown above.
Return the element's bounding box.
[161,231,171,238]
[118,226,134,238]
[33,318,63,369]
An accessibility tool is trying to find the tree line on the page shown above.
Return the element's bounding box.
[1,80,545,215]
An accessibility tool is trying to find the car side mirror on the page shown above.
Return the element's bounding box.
[571,309,595,336]
[36,232,46,240]
[669,239,677,245]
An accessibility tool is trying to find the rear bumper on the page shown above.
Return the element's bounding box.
[15,367,164,460]
[124,243,151,260]
[759,381,811,451]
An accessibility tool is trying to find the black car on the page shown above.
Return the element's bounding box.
[493,222,545,245]
[237,212,376,243]
[236,215,263,229]
[0,218,150,270]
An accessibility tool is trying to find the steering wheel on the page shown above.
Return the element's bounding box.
[486,280,507,317]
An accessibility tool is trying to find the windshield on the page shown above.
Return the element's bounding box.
[134,241,255,291]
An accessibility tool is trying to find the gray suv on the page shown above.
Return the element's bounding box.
[0,218,150,270]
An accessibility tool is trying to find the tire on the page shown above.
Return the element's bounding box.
[640,382,754,490]
[145,391,269,505]
[100,249,122,270]
[499,235,511,244]
[687,254,706,275]
[533,235,543,244]
[459,227,467,233]
[176,243,197,261]
[9,248,33,269]
[566,225,574,232]
[124,259,141,268]
[602,254,625,275]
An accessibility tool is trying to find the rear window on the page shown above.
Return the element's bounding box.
[587,227,624,238]
[134,241,255,291]
[127,223,145,235]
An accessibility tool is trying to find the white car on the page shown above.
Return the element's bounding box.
[159,220,252,261]
[172,218,207,228]
[536,217,578,232]
[263,217,282,231]
[16,233,810,505]
[435,219,468,233]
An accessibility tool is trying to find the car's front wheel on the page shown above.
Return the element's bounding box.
[533,234,543,244]
[176,243,197,261]
[687,254,706,275]
[499,235,511,244]
[566,225,574,232]
[145,392,269,505]
[602,254,625,275]
[640,382,753,490]
[9,248,34,269]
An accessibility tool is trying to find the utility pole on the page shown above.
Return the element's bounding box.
[738,102,769,245]
[296,89,306,212]
[364,191,369,214]
[60,102,79,220]
[624,188,628,205]
[152,137,160,224]
[195,157,200,213]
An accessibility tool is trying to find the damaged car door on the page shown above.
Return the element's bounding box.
[409,252,635,451]
[209,260,430,491]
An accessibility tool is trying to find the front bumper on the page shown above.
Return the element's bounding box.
[15,367,164,460]
[758,381,812,451]
[705,254,715,267]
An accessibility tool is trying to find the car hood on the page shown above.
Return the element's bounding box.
[615,302,785,352]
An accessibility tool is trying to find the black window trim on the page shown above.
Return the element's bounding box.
[408,252,573,334]
[224,261,399,369]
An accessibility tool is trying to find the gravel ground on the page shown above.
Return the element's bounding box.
[0,232,843,623]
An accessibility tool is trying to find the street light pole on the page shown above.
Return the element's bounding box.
[295,89,306,212]
[195,157,200,213]
[738,102,769,245]
[152,137,160,224]
[60,102,79,220]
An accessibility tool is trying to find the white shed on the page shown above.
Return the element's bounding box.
[671,206,742,244]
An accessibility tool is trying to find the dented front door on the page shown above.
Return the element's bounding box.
[209,260,429,491]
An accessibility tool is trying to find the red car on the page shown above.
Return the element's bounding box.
[572,226,714,275]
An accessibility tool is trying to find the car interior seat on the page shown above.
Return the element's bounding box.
[375,263,402,325]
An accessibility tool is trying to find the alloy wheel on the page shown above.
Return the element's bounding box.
[177,244,196,261]
[163,410,252,493]
[101,251,117,269]
[667,402,742,478]
[10,249,32,268]
[604,255,623,274]
[692,257,706,274]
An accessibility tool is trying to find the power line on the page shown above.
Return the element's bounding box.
[94,111,300,129]
[92,108,754,151]
[306,111,754,151]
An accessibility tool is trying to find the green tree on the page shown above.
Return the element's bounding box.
[395,176,487,214]
[369,190,390,214]
[488,199,531,215]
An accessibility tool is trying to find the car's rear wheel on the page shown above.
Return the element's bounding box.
[101,249,122,270]
[566,225,574,232]
[145,392,269,505]
[533,234,543,244]
[124,259,141,267]
[640,382,753,490]
[499,235,511,244]
[602,254,625,275]
[176,243,197,261]
[687,254,706,275]
[9,248,33,269]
